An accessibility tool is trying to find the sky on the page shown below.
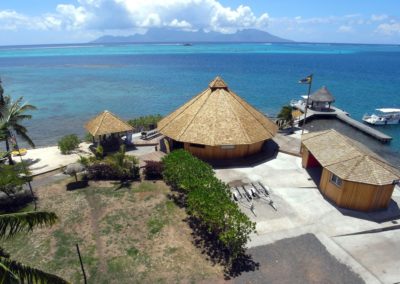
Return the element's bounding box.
[0,0,399,45]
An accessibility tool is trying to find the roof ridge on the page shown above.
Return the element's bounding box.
[94,111,107,136]
[325,151,364,167]
[363,155,383,184]
[229,90,275,137]
[157,88,208,132]
[224,89,251,144]
[366,154,400,176]
[302,129,334,141]
[176,88,213,141]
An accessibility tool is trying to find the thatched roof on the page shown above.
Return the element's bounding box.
[309,86,335,103]
[85,110,133,136]
[302,129,400,185]
[158,76,278,146]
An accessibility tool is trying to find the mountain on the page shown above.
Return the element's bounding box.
[91,28,292,43]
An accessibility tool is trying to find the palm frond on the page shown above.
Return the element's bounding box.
[0,257,69,284]
[0,212,58,239]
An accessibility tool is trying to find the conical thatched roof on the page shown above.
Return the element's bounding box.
[85,110,133,136]
[309,86,335,103]
[302,129,400,185]
[158,76,278,146]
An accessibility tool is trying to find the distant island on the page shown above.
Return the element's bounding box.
[91,28,292,44]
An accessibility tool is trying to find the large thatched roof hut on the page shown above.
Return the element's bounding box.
[158,76,278,159]
[309,86,335,110]
[301,129,400,211]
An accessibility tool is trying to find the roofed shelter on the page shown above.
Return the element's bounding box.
[158,76,278,159]
[309,86,335,111]
[85,110,133,150]
[301,129,400,211]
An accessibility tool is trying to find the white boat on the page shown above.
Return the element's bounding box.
[362,108,400,125]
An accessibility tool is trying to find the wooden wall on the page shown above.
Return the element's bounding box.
[301,146,321,168]
[184,141,264,160]
[319,168,394,212]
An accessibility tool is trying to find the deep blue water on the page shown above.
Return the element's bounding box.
[0,43,399,157]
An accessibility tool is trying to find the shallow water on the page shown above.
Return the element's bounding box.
[0,43,399,156]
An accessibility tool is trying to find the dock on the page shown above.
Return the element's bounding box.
[293,103,392,143]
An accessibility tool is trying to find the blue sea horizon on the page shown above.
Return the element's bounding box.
[0,43,399,165]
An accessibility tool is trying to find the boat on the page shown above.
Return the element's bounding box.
[362,108,400,125]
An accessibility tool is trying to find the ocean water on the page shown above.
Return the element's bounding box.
[0,43,399,157]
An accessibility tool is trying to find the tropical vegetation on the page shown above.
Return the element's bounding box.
[0,211,68,283]
[58,134,80,155]
[162,150,256,261]
[127,114,163,132]
[81,145,139,180]
[143,161,164,180]
[277,105,294,130]
[0,94,36,165]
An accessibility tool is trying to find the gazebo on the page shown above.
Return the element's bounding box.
[309,86,335,111]
[301,129,400,211]
[157,76,278,160]
[85,110,133,150]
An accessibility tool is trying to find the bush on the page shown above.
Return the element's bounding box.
[162,150,214,192]
[84,132,94,143]
[95,145,104,159]
[143,161,164,180]
[128,114,163,132]
[58,134,80,154]
[161,149,256,260]
[85,146,140,181]
[86,162,124,180]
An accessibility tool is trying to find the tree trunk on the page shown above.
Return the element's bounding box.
[5,137,13,165]
[74,173,78,182]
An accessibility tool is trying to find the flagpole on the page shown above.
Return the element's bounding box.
[301,74,313,135]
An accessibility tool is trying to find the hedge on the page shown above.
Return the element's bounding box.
[162,149,255,260]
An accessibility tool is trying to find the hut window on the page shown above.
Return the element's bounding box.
[189,143,205,148]
[221,145,235,150]
[330,174,342,187]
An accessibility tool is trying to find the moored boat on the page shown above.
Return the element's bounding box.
[362,108,400,125]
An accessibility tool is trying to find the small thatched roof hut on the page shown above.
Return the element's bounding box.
[309,86,335,103]
[301,129,400,211]
[308,86,335,110]
[158,76,278,159]
[85,110,133,137]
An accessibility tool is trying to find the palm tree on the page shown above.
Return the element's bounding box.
[0,77,4,105]
[277,105,294,131]
[0,211,69,283]
[0,95,37,164]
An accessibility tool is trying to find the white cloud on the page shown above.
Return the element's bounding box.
[338,25,353,33]
[376,21,400,35]
[371,14,388,22]
[0,0,266,34]
[0,9,61,31]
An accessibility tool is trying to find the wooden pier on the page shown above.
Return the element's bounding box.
[293,104,392,143]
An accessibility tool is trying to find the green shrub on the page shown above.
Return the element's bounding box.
[128,114,163,132]
[84,132,94,143]
[162,149,214,192]
[86,146,139,180]
[95,145,104,159]
[58,134,80,154]
[161,149,256,260]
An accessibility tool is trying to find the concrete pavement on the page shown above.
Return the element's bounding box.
[216,152,400,284]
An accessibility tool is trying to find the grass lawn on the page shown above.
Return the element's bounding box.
[3,178,223,283]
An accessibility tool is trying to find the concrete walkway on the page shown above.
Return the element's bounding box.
[20,143,92,176]
[216,153,400,284]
